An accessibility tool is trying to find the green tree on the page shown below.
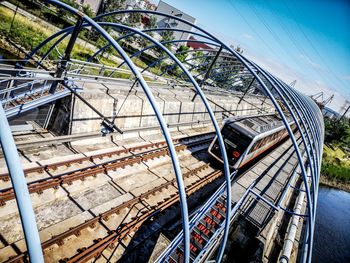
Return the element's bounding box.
[58,0,77,17]
[148,16,157,28]
[161,30,174,50]
[324,117,350,146]
[175,45,190,62]
[82,4,93,17]
[127,12,142,26]
[145,15,157,37]
[98,0,126,15]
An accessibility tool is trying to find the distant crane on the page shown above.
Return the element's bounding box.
[289,80,297,88]
[340,100,350,120]
[310,92,334,109]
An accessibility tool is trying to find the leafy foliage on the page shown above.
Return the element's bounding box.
[175,45,189,62]
[127,12,142,26]
[324,117,350,146]
[322,145,350,183]
[161,30,174,50]
[322,116,350,183]
[98,0,126,15]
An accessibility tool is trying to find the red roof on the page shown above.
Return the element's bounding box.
[187,36,213,50]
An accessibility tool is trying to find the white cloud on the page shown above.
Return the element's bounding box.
[198,24,349,114]
[342,75,350,81]
[243,33,254,40]
[241,49,349,113]
[299,54,321,69]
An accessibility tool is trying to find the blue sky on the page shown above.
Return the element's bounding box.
[152,0,350,113]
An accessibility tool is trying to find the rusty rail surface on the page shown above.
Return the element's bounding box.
[5,164,220,263]
[0,133,213,181]
[0,133,213,206]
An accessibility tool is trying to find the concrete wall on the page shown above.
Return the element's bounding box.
[64,81,274,145]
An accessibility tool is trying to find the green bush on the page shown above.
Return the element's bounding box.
[322,162,350,182]
[322,145,350,183]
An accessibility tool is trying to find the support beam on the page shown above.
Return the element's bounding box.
[192,45,223,101]
[50,18,84,94]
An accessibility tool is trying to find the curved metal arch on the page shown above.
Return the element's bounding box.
[96,10,321,261]
[287,92,323,262]
[156,49,241,77]
[83,29,218,75]
[140,48,218,74]
[279,84,322,180]
[4,5,324,263]
[43,1,192,261]
[193,64,245,79]
[87,26,216,59]
[273,78,320,181]
[161,53,220,73]
[220,50,317,263]
[116,39,221,71]
[23,18,223,79]
[23,19,216,71]
[87,21,233,262]
[21,7,234,261]
[241,58,315,262]
[0,107,44,263]
[253,65,317,203]
[280,84,323,215]
[23,27,73,67]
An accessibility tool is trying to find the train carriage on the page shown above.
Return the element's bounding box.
[208,114,296,169]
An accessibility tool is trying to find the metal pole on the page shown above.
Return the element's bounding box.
[191,46,223,101]
[199,45,223,87]
[80,21,233,263]
[0,104,44,263]
[237,76,256,105]
[50,18,84,94]
[9,0,19,33]
[47,2,193,261]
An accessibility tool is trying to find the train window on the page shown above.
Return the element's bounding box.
[269,134,274,142]
[278,130,284,138]
[249,138,261,153]
[264,136,270,145]
[248,141,256,153]
[272,133,277,140]
[275,133,279,140]
[211,123,253,166]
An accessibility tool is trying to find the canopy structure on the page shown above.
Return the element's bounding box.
[0,1,324,262]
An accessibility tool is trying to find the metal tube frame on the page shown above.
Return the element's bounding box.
[1,6,324,263]
[0,104,44,262]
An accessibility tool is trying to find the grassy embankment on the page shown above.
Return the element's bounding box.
[0,6,160,79]
[0,6,90,61]
[321,145,350,192]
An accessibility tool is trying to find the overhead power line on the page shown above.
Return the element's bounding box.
[265,0,336,91]
[282,0,348,89]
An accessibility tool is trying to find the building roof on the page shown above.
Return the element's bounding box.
[187,36,213,50]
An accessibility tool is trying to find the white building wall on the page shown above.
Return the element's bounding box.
[156,0,197,42]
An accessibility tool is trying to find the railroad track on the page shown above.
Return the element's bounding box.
[0,133,214,206]
[0,132,213,182]
[1,131,218,262]
[5,164,222,263]
[62,168,222,263]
